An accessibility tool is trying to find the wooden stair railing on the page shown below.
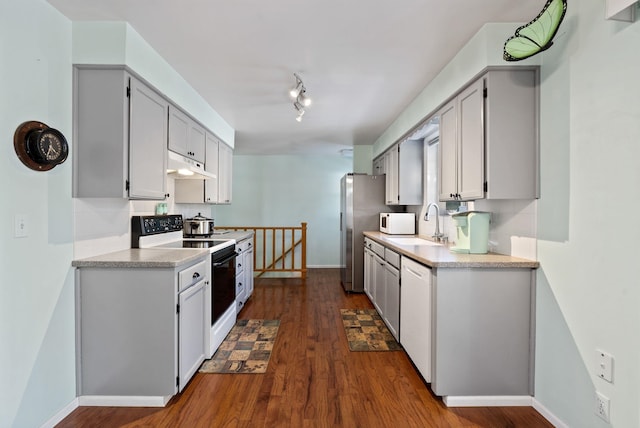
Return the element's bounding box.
[216,222,307,279]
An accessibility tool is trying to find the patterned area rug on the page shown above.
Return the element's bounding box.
[340,309,402,352]
[199,319,280,374]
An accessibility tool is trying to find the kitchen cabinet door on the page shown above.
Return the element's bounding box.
[218,142,233,204]
[178,279,205,392]
[168,105,206,163]
[245,245,254,298]
[168,106,190,158]
[73,67,167,200]
[188,123,206,163]
[438,79,483,201]
[373,156,385,176]
[457,79,485,200]
[438,99,457,201]
[383,261,400,340]
[372,253,385,315]
[384,139,423,205]
[400,257,432,382]
[204,133,219,203]
[384,146,398,204]
[128,77,168,200]
[363,246,373,301]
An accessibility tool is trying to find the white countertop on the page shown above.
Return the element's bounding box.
[364,231,539,269]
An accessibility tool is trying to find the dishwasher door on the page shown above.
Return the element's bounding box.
[178,277,206,392]
[400,256,432,382]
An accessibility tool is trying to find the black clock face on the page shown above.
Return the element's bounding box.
[27,128,68,165]
[38,131,66,163]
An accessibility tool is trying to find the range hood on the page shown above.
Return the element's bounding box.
[167,150,215,180]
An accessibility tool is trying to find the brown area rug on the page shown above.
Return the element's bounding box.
[340,309,402,352]
[199,319,280,374]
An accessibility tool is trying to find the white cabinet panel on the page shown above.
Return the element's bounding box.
[400,257,432,382]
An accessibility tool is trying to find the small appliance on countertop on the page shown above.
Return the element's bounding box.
[379,212,416,235]
[450,211,490,254]
[183,213,215,236]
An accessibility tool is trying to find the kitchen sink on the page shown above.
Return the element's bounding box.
[385,237,441,246]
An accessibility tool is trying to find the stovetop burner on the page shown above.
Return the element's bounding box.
[158,240,231,249]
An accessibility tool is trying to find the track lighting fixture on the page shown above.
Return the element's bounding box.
[290,73,311,121]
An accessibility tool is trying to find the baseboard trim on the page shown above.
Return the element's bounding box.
[532,398,569,428]
[443,395,533,407]
[78,395,171,407]
[41,397,78,428]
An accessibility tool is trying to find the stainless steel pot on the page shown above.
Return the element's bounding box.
[183,213,214,236]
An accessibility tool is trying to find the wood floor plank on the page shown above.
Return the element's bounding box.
[57,269,553,428]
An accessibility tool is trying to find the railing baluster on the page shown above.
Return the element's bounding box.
[217,224,307,278]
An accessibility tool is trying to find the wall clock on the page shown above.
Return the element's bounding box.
[14,121,69,171]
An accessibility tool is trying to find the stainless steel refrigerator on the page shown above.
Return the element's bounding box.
[340,173,386,292]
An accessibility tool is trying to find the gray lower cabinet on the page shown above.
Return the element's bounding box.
[73,66,167,200]
[76,258,207,399]
[383,249,400,340]
[363,240,400,340]
[431,268,534,397]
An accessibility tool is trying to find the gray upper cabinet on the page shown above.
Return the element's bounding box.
[174,134,233,205]
[73,66,167,200]
[438,68,538,201]
[217,142,233,204]
[204,133,219,203]
[168,106,206,164]
[439,78,485,201]
[385,139,423,206]
[373,156,385,176]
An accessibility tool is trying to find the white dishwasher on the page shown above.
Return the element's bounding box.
[400,256,432,383]
[178,259,207,392]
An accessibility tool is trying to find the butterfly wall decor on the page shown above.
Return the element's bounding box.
[503,0,568,61]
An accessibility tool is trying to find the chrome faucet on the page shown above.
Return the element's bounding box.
[425,202,444,241]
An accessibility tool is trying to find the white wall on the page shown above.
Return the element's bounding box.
[535,1,640,426]
[379,4,640,427]
[72,22,234,146]
[0,2,76,427]
[211,155,352,267]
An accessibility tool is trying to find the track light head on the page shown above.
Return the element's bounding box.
[299,90,311,107]
[290,73,311,121]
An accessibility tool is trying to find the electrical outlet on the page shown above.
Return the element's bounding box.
[596,349,614,382]
[595,391,610,422]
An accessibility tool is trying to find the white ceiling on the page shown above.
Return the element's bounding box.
[47,0,543,155]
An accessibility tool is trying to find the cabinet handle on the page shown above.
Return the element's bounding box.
[192,272,200,279]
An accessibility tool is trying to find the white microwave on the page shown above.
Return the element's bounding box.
[379,213,415,235]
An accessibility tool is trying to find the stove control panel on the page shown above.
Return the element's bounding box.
[131,215,183,247]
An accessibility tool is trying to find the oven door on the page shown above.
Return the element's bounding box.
[211,249,237,326]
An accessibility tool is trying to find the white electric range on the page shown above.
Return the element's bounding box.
[132,214,238,357]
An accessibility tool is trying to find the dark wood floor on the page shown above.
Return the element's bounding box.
[58,269,552,427]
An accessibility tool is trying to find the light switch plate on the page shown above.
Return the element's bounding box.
[14,214,28,238]
[596,349,614,383]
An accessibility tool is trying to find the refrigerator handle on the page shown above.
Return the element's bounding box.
[339,212,342,231]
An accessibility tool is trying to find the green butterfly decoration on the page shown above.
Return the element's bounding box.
[503,0,567,61]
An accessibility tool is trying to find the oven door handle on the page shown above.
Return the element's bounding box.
[212,253,237,267]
